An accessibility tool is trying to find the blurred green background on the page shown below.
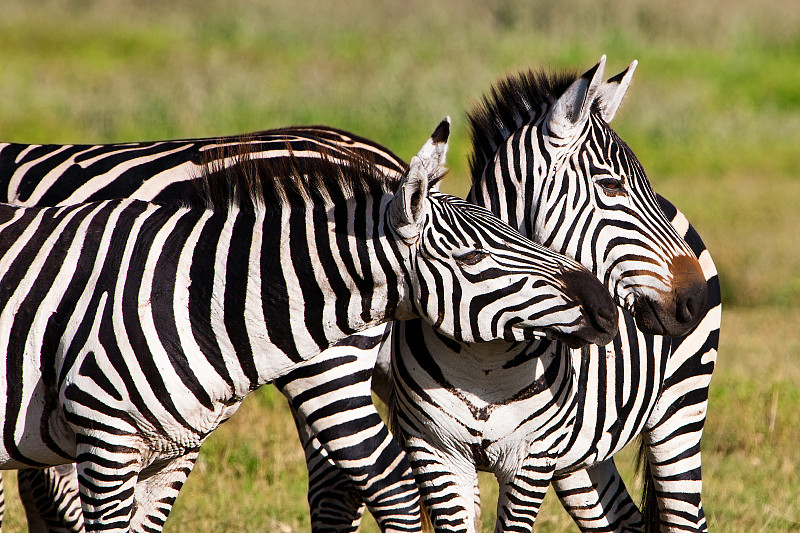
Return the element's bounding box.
[1,0,798,531]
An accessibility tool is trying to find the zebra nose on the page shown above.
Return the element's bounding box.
[671,254,708,329]
[633,254,708,337]
[676,280,708,325]
[559,269,618,346]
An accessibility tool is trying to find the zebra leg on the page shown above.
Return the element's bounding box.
[640,425,707,533]
[292,407,366,532]
[640,317,717,533]
[18,465,84,533]
[641,365,712,533]
[494,450,558,533]
[552,459,644,533]
[131,450,199,532]
[75,434,142,533]
[276,331,423,533]
[404,437,479,533]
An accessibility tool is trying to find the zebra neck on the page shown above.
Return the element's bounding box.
[197,203,409,389]
[466,141,538,237]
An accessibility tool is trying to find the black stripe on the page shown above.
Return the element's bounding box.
[151,210,214,410]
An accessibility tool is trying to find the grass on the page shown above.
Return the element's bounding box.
[0,0,798,531]
[5,307,795,532]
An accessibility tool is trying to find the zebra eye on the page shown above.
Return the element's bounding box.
[595,177,626,196]
[456,249,488,266]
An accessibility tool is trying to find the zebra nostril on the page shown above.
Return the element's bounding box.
[669,255,708,327]
[592,304,618,335]
[675,279,708,325]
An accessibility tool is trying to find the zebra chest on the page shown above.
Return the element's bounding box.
[418,351,575,464]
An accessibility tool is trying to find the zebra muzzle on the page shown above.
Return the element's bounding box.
[557,269,619,348]
[632,254,708,337]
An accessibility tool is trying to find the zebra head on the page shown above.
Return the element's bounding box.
[389,118,618,348]
[468,57,707,337]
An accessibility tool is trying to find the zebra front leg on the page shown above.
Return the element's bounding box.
[75,434,143,533]
[131,450,199,532]
[292,407,366,532]
[642,333,716,532]
[552,459,644,533]
[404,437,479,533]
[276,338,423,533]
[18,465,84,533]
[292,400,421,533]
[641,422,708,533]
[494,450,557,533]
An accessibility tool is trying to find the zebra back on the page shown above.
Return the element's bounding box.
[0,125,406,207]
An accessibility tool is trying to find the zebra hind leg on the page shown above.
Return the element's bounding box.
[18,465,84,533]
[75,433,197,533]
[75,434,142,533]
[552,458,644,533]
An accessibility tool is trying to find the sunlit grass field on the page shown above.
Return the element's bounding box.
[1,1,798,531]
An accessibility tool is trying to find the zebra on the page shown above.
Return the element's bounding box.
[0,120,620,533]
[0,67,717,531]
[389,57,719,532]
[0,125,427,532]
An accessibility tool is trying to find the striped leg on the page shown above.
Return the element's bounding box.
[75,434,142,533]
[494,450,558,533]
[18,465,83,533]
[76,435,197,533]
[552,459,644,533]
[640,425,707,533]
[131,450,199,532]
[642,348,713,533]
[405,437,478,533]
[293,409,366,532]
[276,330,423,533]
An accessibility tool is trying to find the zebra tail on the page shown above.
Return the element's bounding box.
[637,437,660,533]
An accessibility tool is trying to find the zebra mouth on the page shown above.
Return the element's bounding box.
[632,296,668,336]
[545,329,592,349]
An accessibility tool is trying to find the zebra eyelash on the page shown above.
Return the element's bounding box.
[594,176,627,197]
[455,249,489,266]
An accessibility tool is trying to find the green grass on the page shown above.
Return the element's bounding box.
[6,308,795,532]
[0,0,798,531]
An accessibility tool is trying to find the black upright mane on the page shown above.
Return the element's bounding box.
[189,137,401,214]
[467,69,582,181]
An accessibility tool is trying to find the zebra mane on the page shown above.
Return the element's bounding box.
[468,69,604,181]
[190,136,403,214]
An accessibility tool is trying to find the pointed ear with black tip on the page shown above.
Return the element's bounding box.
[596,60,638,123]
[546,55,607,140]
[389,117,450,243]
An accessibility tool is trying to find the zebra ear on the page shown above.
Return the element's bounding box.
[596,60,637,123]
[389,117,450,243]
[546,55,606,140]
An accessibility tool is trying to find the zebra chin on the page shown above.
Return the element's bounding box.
[632,254,709,337]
